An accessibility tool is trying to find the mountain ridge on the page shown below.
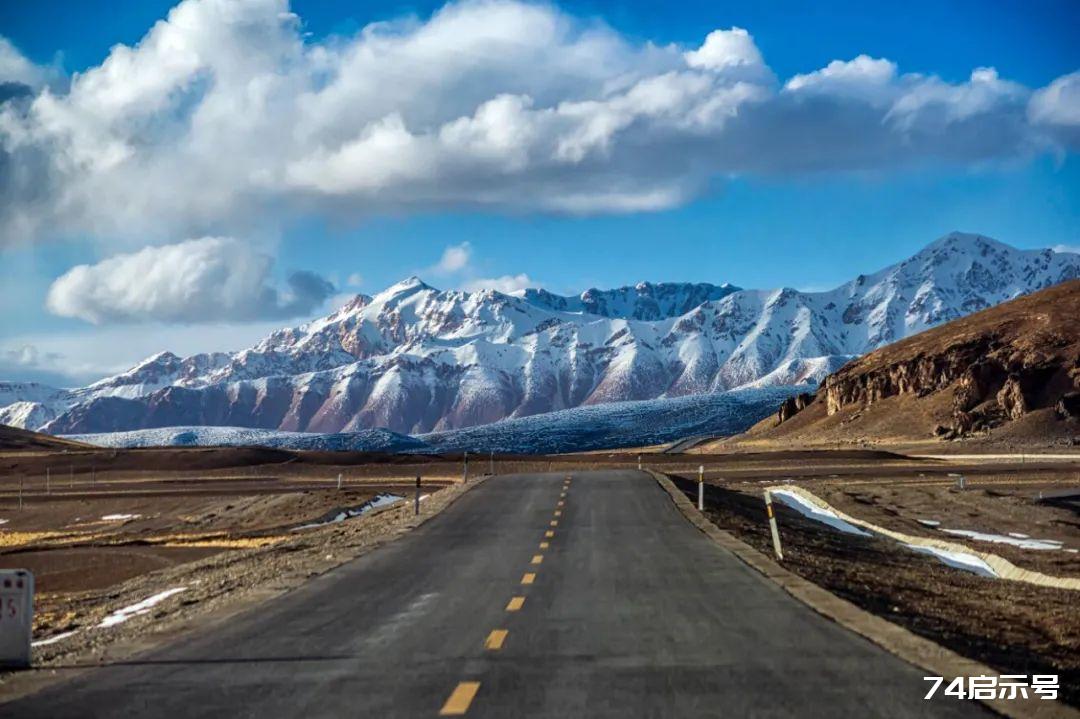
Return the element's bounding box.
[3,232,1078,437]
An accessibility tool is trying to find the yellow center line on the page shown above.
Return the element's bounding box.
[560,492,566,498]
[550,520,558,527]
[544,530,554,538]
[484,629,508,650]
[506,596,525,611]
[439,682,481,716]
[539,541,550,549]
[531,554,544,565]
[554,510,561,517]
[557,500,564,507]
[521,572,536,584]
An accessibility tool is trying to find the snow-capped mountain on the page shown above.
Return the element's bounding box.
[5,233,1079,436]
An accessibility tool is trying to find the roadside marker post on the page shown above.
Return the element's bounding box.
[697,465,704,511]
[415,476,421,516]
[489,451,494,476]
[45,468,50,495]
[638,455,642,471]
[949,472,964,490]
[463,452,469,483]
[0,570,34,669]
[336,473,342,491]
[18,479,23,509]
[764,490,784,561]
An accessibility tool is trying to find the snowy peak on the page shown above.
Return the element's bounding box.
[521,281,741,320]
[8,233,1080,438]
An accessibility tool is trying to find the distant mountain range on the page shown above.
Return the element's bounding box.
[3,232,1078,437]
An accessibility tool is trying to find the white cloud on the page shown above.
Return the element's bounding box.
[45,237,334,324]
[461,273,536,293]
[0,0,1076,246]
[346,272,363,287]
[1029,71,1080,126]
[683,28,767,81]
[0,37,48,88]
[1052,244,1080,255]
[785,55,897,104]
[429,242,473,275]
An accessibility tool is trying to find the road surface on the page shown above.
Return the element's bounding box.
[4,471,986,718]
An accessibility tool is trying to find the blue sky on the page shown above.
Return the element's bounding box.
[0,0,1077,385]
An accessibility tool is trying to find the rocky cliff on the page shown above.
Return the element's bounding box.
[775,279,1080,441]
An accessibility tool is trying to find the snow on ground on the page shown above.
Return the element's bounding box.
[66,426,427,452]
[902,545,998,578]
[917,519,941,527]
[32,630,79,647]
[291,494,404,531]
[940,528,1065,551]
[0,518,8,525]
[98,587,188,628]
[772,490,998,577]
[101,513,141,521]
[420,386,805,454]
[770,490,872,537]
[62,386,806,455]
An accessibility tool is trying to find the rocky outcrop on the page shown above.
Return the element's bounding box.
[815,279,1080,439]
[777,392,814,424]
[1058,392,1080,420]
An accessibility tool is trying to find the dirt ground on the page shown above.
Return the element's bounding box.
[4,444,1080,706]
[666,454,1080,708]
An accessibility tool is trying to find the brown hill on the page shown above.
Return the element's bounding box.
[713,279,1080,450]
[0,424,91,451]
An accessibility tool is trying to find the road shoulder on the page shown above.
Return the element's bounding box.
[0,476,488,705]
[648,470,1077,719]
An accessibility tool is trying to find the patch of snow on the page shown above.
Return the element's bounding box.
[291,494,404,531]
[0,518,8,525]
[902,544,999,578]
[940,528,1065,551]
[1007,532,1030,539]
[917,519,940,527]
[101,513,141,521]
[32,630,79,647]
[770,489,872,537]
[771,489,1001,578]
[98,587,187,628]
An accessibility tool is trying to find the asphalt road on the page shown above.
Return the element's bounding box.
[5,470,988,718]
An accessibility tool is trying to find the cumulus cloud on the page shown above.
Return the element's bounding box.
[461,273,536,293]
[0,0,1077,245]
[45,237,334,324]
[429,242,473,275]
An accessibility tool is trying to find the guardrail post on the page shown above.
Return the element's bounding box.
[764,490,784,561]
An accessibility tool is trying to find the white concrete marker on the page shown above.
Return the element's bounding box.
[0,570,34,668]
[764,490,784,561]
[697,465,705,511]
[337,473,342,490]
